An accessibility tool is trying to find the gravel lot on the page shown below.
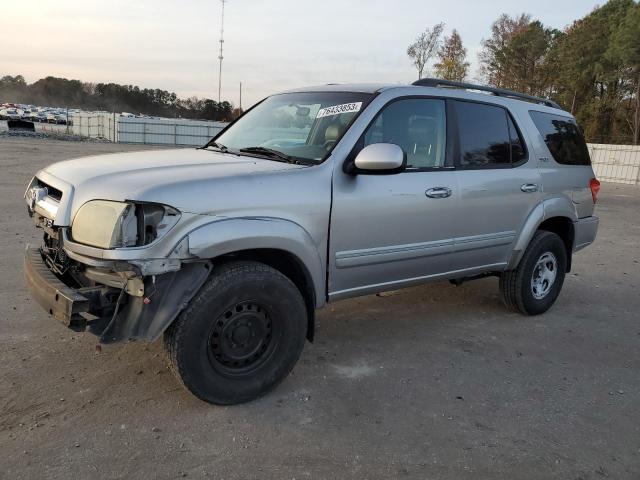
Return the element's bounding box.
[1,137,639,479]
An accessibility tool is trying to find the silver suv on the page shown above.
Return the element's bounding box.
[24,79,600,404]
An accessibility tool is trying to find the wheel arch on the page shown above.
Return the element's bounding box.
[536,217,575,272]
[187,218,327,342]
[508,198,577,272]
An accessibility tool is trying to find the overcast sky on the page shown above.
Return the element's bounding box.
[3,0,600,107]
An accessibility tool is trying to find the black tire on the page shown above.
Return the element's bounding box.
[163,260,307,405]
[500,230,567,315]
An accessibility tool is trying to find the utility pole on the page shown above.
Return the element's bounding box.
[239,81,242,111]
[217,0,226,104]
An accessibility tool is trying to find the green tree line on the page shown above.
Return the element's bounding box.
[409,0,640,145]
[0,75,236,121]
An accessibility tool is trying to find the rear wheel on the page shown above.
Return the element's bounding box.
[500,230,567,315]
[164,261,307,405]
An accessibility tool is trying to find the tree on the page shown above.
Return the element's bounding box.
[502,21,560,96]
[1,75,26,87]
[407,23,445,79]
[608,1,640,144]
[0,74,237,121]
[434,30,470,81]
[551,0,637,143]
[479,14,531,87]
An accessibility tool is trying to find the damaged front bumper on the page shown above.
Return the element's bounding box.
[24,244,211,344]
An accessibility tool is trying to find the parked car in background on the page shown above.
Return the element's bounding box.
[22,110,38,122]
[23,79,600,405]
[3,108,22,120]
[36,111,49,123]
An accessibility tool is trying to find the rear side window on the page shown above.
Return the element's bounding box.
[453,101,525,168]
[529,111,591,165]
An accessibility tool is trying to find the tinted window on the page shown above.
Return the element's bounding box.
[508,115,526,162]
[529,111,590,165]
[363,98,446,169]
[454,101,512,167]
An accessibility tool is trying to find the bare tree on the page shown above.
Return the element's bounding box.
[407,23,445,79]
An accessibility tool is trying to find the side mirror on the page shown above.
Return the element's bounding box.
[352,143,406,174]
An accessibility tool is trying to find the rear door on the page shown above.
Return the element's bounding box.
[450,100,542,270]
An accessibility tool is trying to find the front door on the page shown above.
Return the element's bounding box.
[328,98,459,301]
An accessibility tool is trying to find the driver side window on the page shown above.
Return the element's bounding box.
[363,98,447,169]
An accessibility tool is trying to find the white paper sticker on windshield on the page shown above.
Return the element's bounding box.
[316,102,362,119]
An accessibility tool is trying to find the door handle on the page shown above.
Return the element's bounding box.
[425,187,452,199]
[521,183,538,193]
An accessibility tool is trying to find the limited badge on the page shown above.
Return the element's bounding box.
[316,102,362,119]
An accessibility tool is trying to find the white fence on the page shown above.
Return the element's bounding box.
[68,113,226,146]
[70,112,119,141]
[587,144,640,185]
[117,117,226,146]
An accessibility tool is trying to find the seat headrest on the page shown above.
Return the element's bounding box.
[408,117,435,143]
[325,123,341,143]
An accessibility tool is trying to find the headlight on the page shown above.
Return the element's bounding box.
[71,200,180,249]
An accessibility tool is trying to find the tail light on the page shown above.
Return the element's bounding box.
[589,178,601,203]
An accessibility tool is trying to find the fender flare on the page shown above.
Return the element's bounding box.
[507,197,577,270]
[187,217,326,307]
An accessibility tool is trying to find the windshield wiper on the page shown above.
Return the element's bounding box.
[239,146,298,164]
[205,141,229,153]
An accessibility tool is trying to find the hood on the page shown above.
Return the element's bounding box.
[37,148,307,225]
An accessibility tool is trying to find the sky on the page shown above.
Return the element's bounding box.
[2,0,601,108]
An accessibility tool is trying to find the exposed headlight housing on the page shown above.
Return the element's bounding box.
[71,200,180,249]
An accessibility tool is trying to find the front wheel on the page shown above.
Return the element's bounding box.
[163,261,307,405]
[500,230,567,315]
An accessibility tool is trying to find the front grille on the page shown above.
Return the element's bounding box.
[35,177,63,201]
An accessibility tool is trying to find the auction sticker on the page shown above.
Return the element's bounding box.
[316,102,362,118]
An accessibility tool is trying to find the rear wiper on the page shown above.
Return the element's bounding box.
[239,146,297,164]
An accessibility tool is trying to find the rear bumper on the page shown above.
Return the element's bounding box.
[574,216,599,252]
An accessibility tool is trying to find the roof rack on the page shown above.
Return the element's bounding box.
[412,78,561,109]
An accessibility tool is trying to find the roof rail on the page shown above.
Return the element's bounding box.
[412,78,561,109]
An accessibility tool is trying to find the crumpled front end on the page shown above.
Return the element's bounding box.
[23,174,211,343]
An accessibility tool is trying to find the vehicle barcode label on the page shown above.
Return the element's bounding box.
[316,102,362,118]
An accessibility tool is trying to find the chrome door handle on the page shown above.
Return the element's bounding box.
[521,183,538,193]
[425,187,452,198]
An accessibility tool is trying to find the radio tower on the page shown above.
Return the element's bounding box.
[217,0,226,104]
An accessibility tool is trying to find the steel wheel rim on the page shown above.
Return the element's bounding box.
[531,252,558,300]
[207,300,276,376]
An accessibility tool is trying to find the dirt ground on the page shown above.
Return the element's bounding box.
[1,137,639,479]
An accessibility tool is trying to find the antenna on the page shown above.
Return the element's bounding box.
[217,0,226,104]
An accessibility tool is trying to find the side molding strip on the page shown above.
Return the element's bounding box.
[335,231,516,269]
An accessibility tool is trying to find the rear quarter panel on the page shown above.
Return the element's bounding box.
[511,104,596,219]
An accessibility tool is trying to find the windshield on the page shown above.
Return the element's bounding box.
[211,92,374,163]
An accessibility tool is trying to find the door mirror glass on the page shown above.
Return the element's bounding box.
[353,143,406,173]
